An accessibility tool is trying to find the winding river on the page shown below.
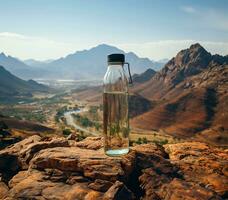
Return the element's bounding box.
[64,108,99,136]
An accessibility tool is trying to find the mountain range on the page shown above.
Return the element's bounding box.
[0,44,165,80]
[74,43,228,147]
[0,66,48,98]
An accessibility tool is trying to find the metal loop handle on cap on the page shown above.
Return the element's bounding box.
[124,62,133,84]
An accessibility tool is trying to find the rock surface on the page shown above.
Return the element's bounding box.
[0,136,227,200]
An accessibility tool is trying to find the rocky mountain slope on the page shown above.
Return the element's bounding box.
[132,68,156,83]
[132,44,228,145]
[0,66,48,97]
[0,136,227,200]
[134,43,228,99]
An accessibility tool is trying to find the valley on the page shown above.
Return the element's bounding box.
[0,43,227,150]
[0,84,178,149]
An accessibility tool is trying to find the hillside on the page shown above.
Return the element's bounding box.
[0,66,48,97]
[131,43,228,146]
[132,68,156,83]
[0,53,46,80]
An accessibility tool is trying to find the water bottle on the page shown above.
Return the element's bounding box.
[103,54,132,156]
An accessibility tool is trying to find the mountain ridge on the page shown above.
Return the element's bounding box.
[44,44,164,79]
[134,43,228,100]
[0,66,48,97]
[0,44,166,80]
[131,43,228,145]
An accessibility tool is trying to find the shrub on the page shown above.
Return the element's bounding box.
[62,129,71,136]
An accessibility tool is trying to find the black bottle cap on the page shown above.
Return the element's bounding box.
[108,54,125,63]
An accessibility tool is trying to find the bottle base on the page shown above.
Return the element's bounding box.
[105,148,129,156]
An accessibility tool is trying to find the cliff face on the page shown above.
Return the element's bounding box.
[0,135,227,200]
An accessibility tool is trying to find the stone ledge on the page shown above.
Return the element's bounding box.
[0,136,227,200]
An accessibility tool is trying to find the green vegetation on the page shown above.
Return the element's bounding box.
[135,137,148,144]
[152,139,168,146]
[62,128,72,136]
[78,131,87,141]
[73,113,101,130]
[132,137,168,146]
[0,108,46,123]
[99,104,103,111]
[0,121,8,130]
[88,106,99,121]
[89,106,98,114]
[55,106,68,122]
[39,95,68,105]
[0,96,35,105]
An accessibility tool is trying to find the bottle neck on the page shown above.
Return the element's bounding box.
[108,62,124,66]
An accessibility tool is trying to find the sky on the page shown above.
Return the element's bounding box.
[0,0,228,61]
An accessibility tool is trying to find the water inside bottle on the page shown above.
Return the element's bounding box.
[103,91,129,156]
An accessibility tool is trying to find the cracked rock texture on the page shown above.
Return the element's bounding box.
[0,136,227,200]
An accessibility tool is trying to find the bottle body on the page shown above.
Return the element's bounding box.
[103,64,129,156]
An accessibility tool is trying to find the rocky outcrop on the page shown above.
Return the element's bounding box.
[0,136,227,200]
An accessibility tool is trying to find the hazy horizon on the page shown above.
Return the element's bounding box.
[0,0,228,61]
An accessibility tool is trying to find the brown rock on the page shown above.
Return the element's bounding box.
[7,169,103,200]
[30,146,134,182]
[66,133,78,140]
[157,178,221,200]
[88,179,113,192]
[74,136,104,150]
[164,142,228,197]
[0,182,8,199]
[103,181,135,200]
[139,161,178,199]
[0,135,41,182]
[132,143,168,158]
[0,135,69,182]
[1,136,227,200]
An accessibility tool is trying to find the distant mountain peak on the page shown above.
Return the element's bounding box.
[152,43,228,87]
[96,43,115,48]
[189,43,204,50]
[90,43,123,53]
[189,43,209,56]
[172,43,211,70]
[132,68,156,83]
[0,44,165,79]
[0,65,5,70]
[0,52,6,57]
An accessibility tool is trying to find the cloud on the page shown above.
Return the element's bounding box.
[116,40,228,60]
[0,32,28,39]
[0,32,76,60]
[180,6,196,14]
[1,32,228,61]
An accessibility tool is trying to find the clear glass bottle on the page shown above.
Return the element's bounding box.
[103,54,132,156]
